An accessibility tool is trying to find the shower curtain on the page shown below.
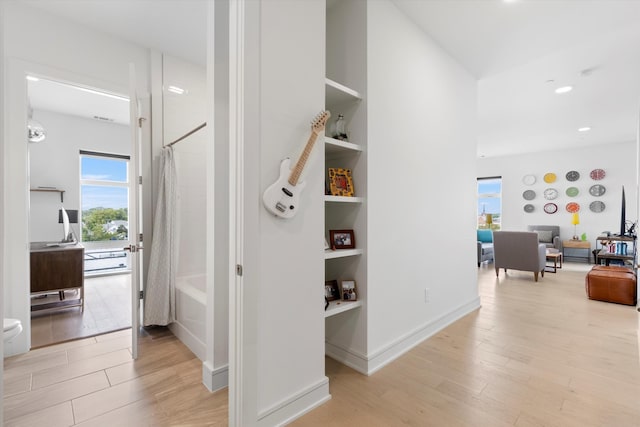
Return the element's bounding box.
[144,146,178,326]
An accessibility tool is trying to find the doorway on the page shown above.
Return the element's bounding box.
[27,77,134,348]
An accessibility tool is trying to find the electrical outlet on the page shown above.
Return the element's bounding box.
[424,288,430,303]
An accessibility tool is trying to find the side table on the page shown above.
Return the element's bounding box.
[563,240,590,263]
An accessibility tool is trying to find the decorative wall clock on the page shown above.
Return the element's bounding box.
[589,201,606,213]
[523,190,536,200]
[565,187,579,197]
[590,168,605,180]
[543,188,558,200]
[543,173,557,183]
[589,184,606,197]
[565,170,580,182]
[544,203,558,214]
[524,204,534,213]
[522,174,536,186]
[566,202,580,213]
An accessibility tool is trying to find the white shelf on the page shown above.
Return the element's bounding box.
[324,248,363,260]
[325,78,362,106]
[325,137,362,155]
[324,300,362,318]
[325,195,363,203]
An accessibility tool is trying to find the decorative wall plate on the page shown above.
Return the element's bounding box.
[543,173,557,183]
[589,200,606,213]
[566,187,579,197]
[522,174,536,185]
[566,202,580,213]
[523,190,536,200]
[590,168,606,180]
[565,170,580,182]
[589,184,606,197]
[544,203,558,214]
[524,204,535,213]
[543,188,558,200]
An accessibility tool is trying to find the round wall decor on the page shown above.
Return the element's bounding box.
[589,184,606,197]
[543,188,558,200]
[590,168,606,180]
[566,187,579,197]
[589,200,606,213]
[544,173,557,183]
[544,203,558,214]
[523,190,536,200]
[565,170,580,182]
[522,174,536,185]
[566,202,580,213]
[524,204,535,213]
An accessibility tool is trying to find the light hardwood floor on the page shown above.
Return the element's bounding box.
[293,263,640,426]
[4,263,639,426]
[3,327,227,426]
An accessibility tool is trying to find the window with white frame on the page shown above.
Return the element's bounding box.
[79,151,130,242]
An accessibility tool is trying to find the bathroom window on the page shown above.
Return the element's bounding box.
[79,151,130,242]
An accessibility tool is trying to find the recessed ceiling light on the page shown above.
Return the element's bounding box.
[578,127,591,132]
[26,76,39,82]
[555,86,573,94]
[167,85,186,95]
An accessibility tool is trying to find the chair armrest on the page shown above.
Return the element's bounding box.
[538,244,547,270]
[553,235,561,250]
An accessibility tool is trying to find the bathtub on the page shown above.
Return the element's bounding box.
[170,274,206,361]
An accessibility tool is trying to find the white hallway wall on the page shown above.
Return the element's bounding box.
[477,142,637,247]
[366,0,480,370]
[240,0,328,424]
[29,109,130,243]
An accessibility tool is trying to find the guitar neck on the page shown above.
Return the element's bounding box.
[288,131,319,186]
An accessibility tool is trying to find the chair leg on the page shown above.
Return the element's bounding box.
[495,268,499,277]
[534,271,539,282]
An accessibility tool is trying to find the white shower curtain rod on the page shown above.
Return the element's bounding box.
[165,122,207,147]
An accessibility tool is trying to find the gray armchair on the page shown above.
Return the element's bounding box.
[493,231,547,282]
[527,225,561,251]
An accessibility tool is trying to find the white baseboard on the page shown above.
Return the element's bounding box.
[168,321,205,361]
[326,297,481,376]
[257,377,330,427]
[202,361,228,392]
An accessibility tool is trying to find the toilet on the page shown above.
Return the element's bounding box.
[3,318,23,343]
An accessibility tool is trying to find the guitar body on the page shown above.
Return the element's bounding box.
[263,110,329,219]
[263,158,306,219]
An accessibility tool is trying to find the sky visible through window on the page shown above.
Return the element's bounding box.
[81,156,128,210]
[478,179,501,216]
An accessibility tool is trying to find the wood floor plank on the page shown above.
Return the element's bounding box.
[4,371,109,422]
[66,336,131,363]
[3,401,74,427]
[32,349,132,390]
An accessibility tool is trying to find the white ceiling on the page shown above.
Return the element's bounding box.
[22,0,640,158]
[392,0,640,157]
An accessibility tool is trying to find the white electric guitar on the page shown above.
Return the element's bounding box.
[263,110,331,219]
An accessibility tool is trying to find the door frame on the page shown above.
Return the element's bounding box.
[2,58,144,356]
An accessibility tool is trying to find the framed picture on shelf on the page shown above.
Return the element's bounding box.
[330,229,355,250]
[341,280,358,301]
[325,280,340,301]
[328,167,354,197]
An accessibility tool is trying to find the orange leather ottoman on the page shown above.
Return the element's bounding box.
[585,265,637,305]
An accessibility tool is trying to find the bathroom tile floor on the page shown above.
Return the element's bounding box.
[3,327,228,426]
[31,274,131,348]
